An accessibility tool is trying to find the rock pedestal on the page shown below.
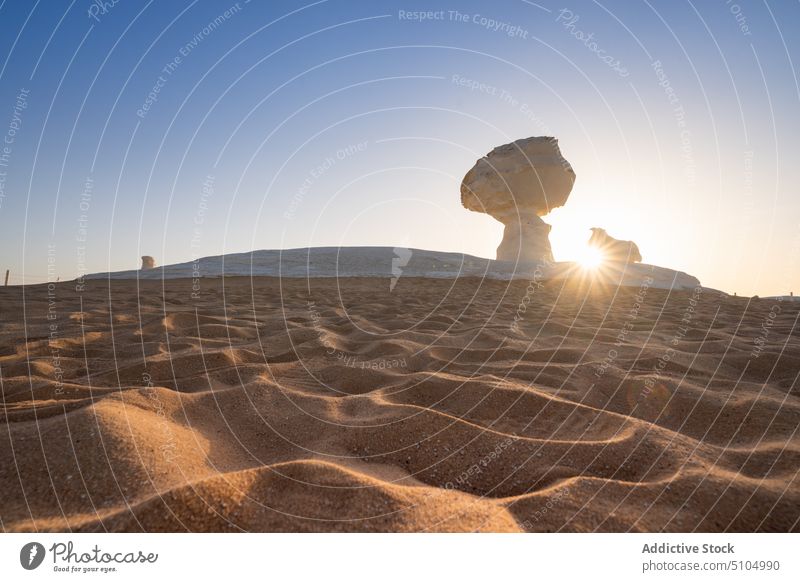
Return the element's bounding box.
[461,137,575,263]
[495,212,554,263]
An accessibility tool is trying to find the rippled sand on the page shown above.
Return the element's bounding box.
[1,276,798,532]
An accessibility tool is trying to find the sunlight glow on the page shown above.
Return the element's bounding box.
[577,245,605,270]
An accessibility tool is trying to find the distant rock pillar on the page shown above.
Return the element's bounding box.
[141,256,156,270]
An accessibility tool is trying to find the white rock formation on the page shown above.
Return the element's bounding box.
[461,136,575,263]
[89,247,701,291]
[589,228,642,263]
[141,256,156,270]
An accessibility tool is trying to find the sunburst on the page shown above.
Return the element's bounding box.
[577,245,605,271]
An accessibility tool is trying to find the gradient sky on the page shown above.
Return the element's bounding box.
[0,0,798,295]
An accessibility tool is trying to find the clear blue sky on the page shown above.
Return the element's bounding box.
[0,0,798,295]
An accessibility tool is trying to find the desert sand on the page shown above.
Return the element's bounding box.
[1,275,798,532]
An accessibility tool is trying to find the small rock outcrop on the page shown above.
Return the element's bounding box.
[588,228,642,263]
[461,136,575,263]
[141,256,156,270]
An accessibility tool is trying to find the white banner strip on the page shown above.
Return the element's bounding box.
[1,533,797,581]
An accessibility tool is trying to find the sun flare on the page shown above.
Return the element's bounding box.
[577,245,605,270]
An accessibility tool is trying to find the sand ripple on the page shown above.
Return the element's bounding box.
[1,276,798,531]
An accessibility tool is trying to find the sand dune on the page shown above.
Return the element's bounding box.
[1,275,798,532]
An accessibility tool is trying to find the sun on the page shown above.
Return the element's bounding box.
[577,245,605,270]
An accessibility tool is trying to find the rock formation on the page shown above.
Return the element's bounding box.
[588,228,642,263]
[141,256,156,270]
[461,136,575,263]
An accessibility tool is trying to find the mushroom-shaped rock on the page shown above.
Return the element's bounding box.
[588,228,642,263]
[461,137,575,263]
[141,256,156,270]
